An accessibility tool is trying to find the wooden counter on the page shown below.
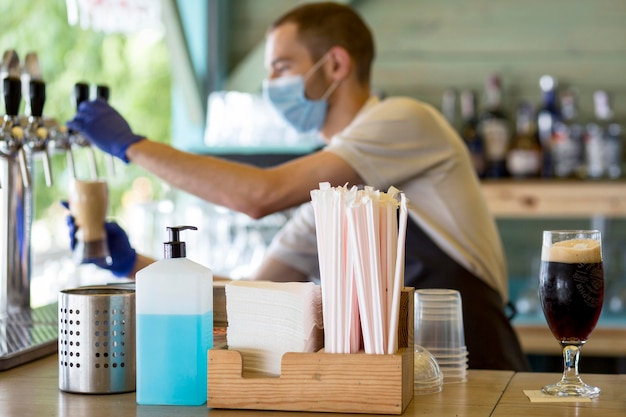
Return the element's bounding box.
[492,372,626,417]
[0,355,624,416]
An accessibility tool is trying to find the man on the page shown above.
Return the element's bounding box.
[67,2,529,371]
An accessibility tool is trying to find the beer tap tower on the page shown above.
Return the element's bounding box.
[0,50,58,370]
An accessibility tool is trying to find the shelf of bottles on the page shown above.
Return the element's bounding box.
[442,74,623,182]
[441,75,626,360]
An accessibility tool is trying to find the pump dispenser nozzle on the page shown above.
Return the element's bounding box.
[164,225,197,259]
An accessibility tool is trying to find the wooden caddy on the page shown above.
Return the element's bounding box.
[207,287,414,415]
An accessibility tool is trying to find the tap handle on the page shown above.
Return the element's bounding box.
[73,82,90,109]
[28,80,45,118]
[3,77,21,116]
[96,84,110,101]
[96,84,117,176]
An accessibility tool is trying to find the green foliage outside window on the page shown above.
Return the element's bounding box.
[1,0,172,220]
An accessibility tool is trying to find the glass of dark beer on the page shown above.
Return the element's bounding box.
[538,230,604,398]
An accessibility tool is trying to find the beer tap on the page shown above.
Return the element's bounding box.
[21,52,41,116]
[48,122,76,178]
[95,84,117,176]
[23,79,53,187]
[69,82,98,179]
[1,50,22,189]
[1,76,30,188]
[1,50,64,370]
[0,49,20,87]
[96,84,110,101]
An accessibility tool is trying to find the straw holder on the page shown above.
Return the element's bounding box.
[208,287,414,415]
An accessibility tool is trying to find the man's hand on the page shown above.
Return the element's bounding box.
[62,201,137,277]
[66,99,145,163]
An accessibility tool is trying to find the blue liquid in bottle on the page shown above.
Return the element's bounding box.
[136,311,213,405]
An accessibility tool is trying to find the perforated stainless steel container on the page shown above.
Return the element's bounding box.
[58,286,135,394]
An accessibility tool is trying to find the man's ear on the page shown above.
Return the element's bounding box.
[326,46,352,81]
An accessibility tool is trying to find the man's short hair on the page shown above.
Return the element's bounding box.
[268,2,374,85]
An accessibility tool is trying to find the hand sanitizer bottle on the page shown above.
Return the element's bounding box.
[136,225,213,405]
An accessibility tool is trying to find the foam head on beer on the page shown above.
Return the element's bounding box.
[542,238,602,264]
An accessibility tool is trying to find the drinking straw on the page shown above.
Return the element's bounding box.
[340,185,360,353]
[387,193,407,354]
[331,187,342,352]
[311,183,334,351]
[346,199,375,353]
[341,186,359,353]
[379,190,397,347]
[365,193,385,353]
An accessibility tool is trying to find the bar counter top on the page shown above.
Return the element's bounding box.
[0,355,624,417]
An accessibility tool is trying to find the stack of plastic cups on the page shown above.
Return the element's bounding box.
[414,289,468,384]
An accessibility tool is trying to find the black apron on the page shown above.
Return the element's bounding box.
[404,216,530,371]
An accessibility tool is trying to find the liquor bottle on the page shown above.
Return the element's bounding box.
[587,90,622,179]
[478,75,511,178]
[536,75,561,177]
[605,123,623,179]
[506,102,541,178]
[551,88,585,178]
[459,90,485,177]
[441,88,458,131]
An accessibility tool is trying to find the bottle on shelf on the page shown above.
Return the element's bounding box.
[605,123,623,179]
[441,88,458,131]
[596,90,622,179]
[506,101,541,178]
[459,90,485,177]
[478,74,511,178]
[536,75,561,178]
[551,88,585,179]
[585,90,622,179]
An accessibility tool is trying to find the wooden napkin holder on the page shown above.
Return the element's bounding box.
[207,287,414,414]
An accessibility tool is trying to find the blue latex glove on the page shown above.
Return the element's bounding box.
[61,201,137,278]
[66,98,145,163]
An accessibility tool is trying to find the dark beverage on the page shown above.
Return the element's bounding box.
[539,231,603,398]
[539,260,604,342]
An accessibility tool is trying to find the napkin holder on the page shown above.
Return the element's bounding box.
[208,287,414,414]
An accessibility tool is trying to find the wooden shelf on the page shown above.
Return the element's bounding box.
[481,180,626,218]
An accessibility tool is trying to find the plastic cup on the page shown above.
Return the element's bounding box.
[413,345,443,395]
[414,289,467,383]
[414,289,465,350]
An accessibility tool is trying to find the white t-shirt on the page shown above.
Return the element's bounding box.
[267,96,508,300]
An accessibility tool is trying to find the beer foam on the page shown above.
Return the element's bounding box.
[541,238,602,263]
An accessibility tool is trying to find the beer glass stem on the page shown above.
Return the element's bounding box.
[560,343,584,385]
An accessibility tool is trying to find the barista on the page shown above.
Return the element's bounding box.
[66,2,529,371]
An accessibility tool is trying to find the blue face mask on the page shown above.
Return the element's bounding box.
[263,54,339,133]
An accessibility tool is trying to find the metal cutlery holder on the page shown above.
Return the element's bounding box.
[58,286,135,394]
